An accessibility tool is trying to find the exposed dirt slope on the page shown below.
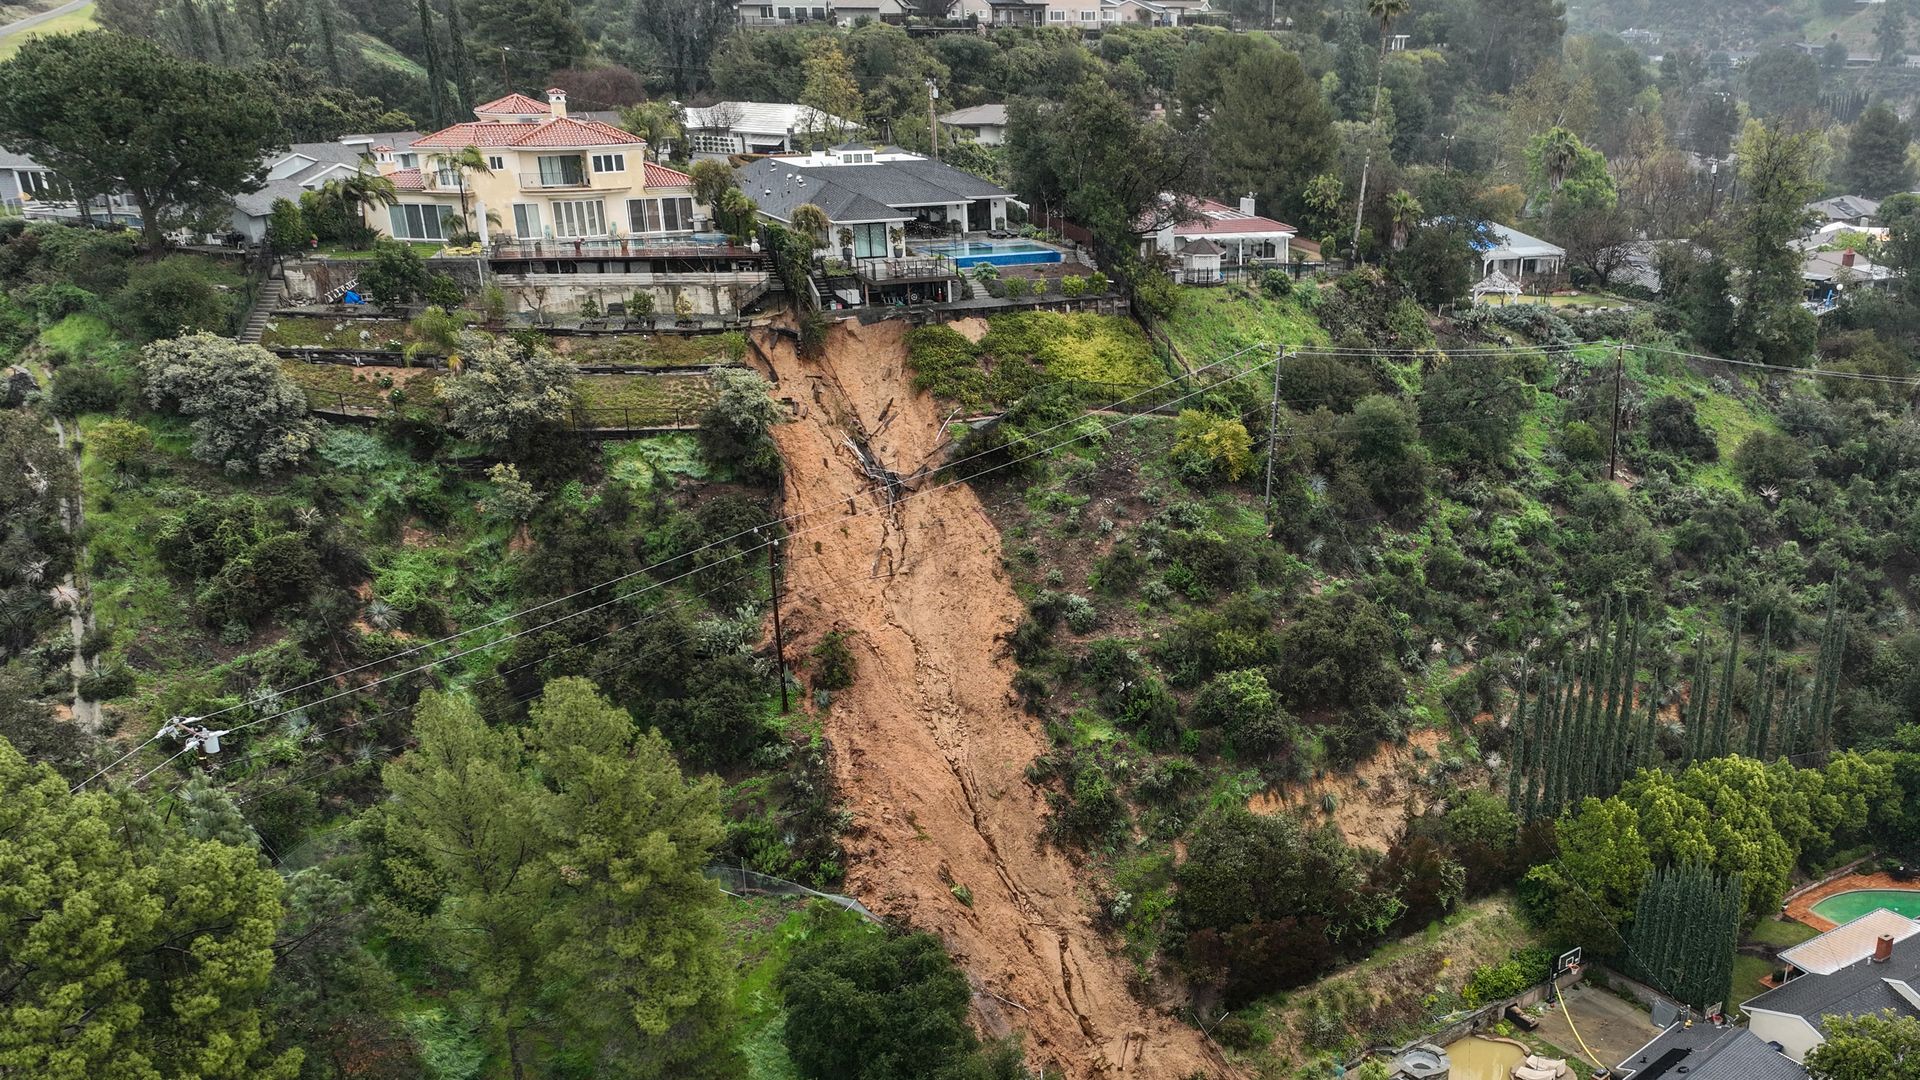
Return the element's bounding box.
[760,319,1227,1079]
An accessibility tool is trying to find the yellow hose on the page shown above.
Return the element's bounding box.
[1553,981,1607,1074]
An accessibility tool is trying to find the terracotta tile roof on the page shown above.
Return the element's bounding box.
[410,116,643,149]
[473,92,552,115]
[388,168,424,191]
[643,161,694,188]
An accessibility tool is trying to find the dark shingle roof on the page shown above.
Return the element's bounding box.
[1744,932,1920,1028]
[1617,1023,1806,1080]
[734,155,1010,225]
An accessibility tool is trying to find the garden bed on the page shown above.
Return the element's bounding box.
[577,372,722,428]
[281,360,440,413]
[261,316,410,352]
[553,330,747,369]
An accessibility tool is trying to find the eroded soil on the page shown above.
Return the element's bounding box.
[759,319,1227,1079]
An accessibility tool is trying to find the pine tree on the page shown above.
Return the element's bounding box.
[1747,614,1772,758]
[1526,664,1549,820]
[1639,658,1661,773]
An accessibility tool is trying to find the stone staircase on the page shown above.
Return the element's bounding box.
[237,274,286,345]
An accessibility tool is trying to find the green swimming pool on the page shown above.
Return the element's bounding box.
[1810,888,1920,923]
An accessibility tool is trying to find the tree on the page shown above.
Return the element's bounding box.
[377,679,739,1078]
[139,332,317,475]
[629,0,737,97]
[0,32,282,252]
[1519,796,1651,954]
[0,736,300,1079]
[779,907,991,1080]
[626,100,689,162]
[466,0,585,87]
[1745,49,1821,120]
[789,203,831,247]
[1808,1012,1920,1079]
[1731,122,1823,366]
[1625,864,1743,1010]
[800,39,862,145]
[439,332,577,444]
[0,412,77,662]
[1348,0,1411,252]
[323,172,399,248]
[1551,203,1637,288]
[1843,103,1914,198]
[266,197,307,258]
[1170,409,1254,482]
[430,144,491,232]
[1386,190,1421,251]
[1881,0,1911,66]
[1420,352,1527,466]
[1185,43,1332,227]
[1010,74,1201,268]
[114,257,238,342]
[1391,219,1477,307]
[358,238,431,306]
[1526,127,1616,213]
[90,418,154,476]
[698,366,783,482]
[1338,394,1430,510]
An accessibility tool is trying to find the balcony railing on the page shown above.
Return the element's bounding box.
[518,172,591,190]
[843,255,958,282]
[490,235,763,260]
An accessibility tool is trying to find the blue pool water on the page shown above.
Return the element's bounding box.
[919,239,1064,269]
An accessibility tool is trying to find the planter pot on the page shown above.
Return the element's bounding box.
[620,241,630,255]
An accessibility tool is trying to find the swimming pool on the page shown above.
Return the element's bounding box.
[918,239,1064,269]
[1810,888,1920,923]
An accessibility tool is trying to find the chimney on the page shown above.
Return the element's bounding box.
[1843,248,1857,268]
[1876,934,1895,963]
[1240,193,1257,217]
[372,145,395,175]
[545,87,567,119]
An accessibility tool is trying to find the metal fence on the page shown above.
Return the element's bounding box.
[306,393,708,432]
[704,863,882,923]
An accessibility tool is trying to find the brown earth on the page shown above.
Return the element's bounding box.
[1247,728,1452,852]
[758,318,1230,1079]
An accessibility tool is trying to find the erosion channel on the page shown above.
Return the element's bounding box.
[757,319,1227,1079]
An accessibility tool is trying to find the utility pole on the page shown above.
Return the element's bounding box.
[1263,348,1291,527]
[1607,342,1626,482]
[927,77,940,162]
[767,533,790,713]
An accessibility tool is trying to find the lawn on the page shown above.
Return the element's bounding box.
[577,372,722,427]
[1729,954,1778,1018]
[560,330,748,369]
[0,2,96,60]
[1157,282,1330,370]
[281,360,440,412]
[1747,916,1820,950]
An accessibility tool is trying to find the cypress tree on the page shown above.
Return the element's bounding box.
[207,0,233,63]
[1748,614,1772,758]
[1526,665,1550,821]
[1608,605,1640,789]
[1639,658,1661,773]
[1686,644,1710,764]
[444,0,477,113]
[312,0,343,84]
[1712,605,1740,759]
[248,0,274,55]
[1509,654,1530,815]
[417,0,449,128]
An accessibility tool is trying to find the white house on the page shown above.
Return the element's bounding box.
[0,145,141,227]
[1477,222,1566,281]
[1145,194,1294,269]
[224,142,367,243]
[681,101,861,157]
[937,104,1008,146]
[1742,929,1920,1063]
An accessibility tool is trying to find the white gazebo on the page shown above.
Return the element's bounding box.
[1472,268,1522,305]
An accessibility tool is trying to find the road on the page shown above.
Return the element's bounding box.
[0,0,88,40]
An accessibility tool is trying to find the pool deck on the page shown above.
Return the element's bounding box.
[1785,871,1920,931]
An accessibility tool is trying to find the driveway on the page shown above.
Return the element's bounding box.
[0,0,87,38]
[1533,983,1663,1072]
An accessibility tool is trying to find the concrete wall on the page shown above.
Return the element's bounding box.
[1747,1008,1824,1062]
[280,256,769,317]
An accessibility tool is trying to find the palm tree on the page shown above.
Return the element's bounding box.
[1351,0,1414,255]
[431,145,491,233]
[1537,128,1582,194]
[328,172,400,247]
[789,203,831,250]
[1387,189,1422,251]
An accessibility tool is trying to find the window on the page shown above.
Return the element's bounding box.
[395,153,419,169]
[388,203,456,241]
[627,196,696,233]
[691,133,736,155]
[434,166,459,188]
[551,199,607,237]
[17,170,53,198]
[513,203,543,239]
[536,155,586,187]
[1079,8,1095,18]
[591,153,625,173]
[487,155,505,171]
[1048,8,1064,18]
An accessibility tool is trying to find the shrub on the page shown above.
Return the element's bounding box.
[697,366,783,482]
[114,257,236,341]
[1170,410,1253,482]
[1086,271,1109,293]
[1461,947,1553,1005]
[1002,275,1031,299]
[440,333,577,445]
[139,332,316,475]
[1060,274,1087,298]
[47,363,126,417]
[810,629,857,691]
[1260,269,1292,298]
[1645,395,1717,461]
[359,239,431,307]
[1557,419,1607,466]
[1732,430,1812,490]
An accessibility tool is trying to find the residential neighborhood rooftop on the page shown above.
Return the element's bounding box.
[684,101,859,137]
[736,151,1012,226]
[1616,1022,1806,1080]
[1742,930,1920,1027]
[1779,908,1920,976]
[937,104,1008,127]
